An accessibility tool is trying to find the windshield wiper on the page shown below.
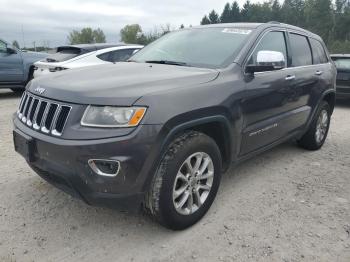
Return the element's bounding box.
[145,60,190,67]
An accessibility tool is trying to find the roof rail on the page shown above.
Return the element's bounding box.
[267,21,281,24]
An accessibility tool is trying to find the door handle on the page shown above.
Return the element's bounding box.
[285,75,295,81]
[315,70,323,76]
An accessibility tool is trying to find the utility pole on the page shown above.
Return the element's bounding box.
[21,24,25,49]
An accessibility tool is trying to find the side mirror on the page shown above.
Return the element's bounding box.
[246,50,286,74]
[7,47,17,54]
[132,49,139,55]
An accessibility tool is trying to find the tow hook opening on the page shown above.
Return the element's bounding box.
[88,159,120,177]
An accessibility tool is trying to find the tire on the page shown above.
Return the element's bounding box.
[146,131,222,230]
[298,101,331,150]
[11,88,24,94]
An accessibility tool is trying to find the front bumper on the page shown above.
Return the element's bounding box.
[13,117,163,212]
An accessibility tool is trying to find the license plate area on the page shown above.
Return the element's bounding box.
[13,130,36,162]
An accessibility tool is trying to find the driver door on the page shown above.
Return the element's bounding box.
[239,30,309,155]
[0,40,24,84]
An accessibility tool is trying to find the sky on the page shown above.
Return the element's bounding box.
[0,0,264,48]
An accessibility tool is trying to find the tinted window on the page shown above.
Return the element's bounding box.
[310,39,328,64]
[110,49,136,62]
[332,57,350,70]
[248,31,287,65]
[132,27,253,68]
[289,33,312,66]
[97,52,111,62]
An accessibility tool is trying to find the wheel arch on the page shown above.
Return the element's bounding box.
[157,115,234,175]
[322,91,335,115]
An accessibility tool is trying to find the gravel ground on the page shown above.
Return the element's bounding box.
[0,89,349,262]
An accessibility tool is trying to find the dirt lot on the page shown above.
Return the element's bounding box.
[0,89,349,262]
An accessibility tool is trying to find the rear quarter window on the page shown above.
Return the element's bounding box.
[289,33,312,67]
[310,39,328,64]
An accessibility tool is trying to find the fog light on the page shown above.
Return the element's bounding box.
[88,159,120,177]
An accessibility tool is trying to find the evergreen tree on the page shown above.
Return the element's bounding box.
[241,1,252,21]
[208,10,220,24]
[200,15,211,25]
[220,3,232,23]
[271,0,282,22]
[305,0,334,44]
[230,1,241,22]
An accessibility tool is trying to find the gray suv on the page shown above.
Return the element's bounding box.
[13,22,336,230]
[0,39,47,92]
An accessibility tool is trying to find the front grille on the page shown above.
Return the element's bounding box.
[17,92,71,136]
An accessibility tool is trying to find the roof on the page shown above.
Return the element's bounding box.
[194,22,322,41]
[193,23,263,29]
[56,43,127,52]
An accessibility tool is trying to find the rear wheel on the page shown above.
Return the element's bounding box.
[298,101,331,150]
[146,131,222,230]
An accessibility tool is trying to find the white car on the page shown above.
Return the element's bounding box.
[33,44,143,78]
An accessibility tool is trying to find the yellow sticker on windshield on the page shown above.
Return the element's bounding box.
[222,28,252,34]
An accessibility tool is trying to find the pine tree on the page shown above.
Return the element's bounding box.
[200,15,211,25]
[231,1,241,22]
[208,10,220,24]
[220,3,232,23]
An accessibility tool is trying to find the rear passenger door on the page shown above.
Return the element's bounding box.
[287,32,319,113]
[308,38,334,103]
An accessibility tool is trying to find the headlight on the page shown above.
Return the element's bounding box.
[81,106,147,127]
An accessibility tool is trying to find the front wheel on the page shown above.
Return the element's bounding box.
[146,131,222,230]
[298,101,331,150]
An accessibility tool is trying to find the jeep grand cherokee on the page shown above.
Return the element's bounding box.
[13,22,336,230]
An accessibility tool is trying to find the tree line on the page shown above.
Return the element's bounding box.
[12,0,350,53]
[201,0,350,53]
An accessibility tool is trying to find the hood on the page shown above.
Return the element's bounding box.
[28,62,219,105]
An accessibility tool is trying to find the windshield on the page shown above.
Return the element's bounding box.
[333,57,350,70]
[131,27,253,68]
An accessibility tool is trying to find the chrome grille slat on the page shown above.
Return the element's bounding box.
[21,96,32,122]
[17,92,26,114]
[17,91,71,137]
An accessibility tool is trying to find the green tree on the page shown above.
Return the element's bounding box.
[200,15,211,25]
[208,10,220,24]
[120,24,142,44]
[68,27,106,44]
[304,0,334,44]
[230,1,241,22]
[271,0,282,21]
[93,28,106,43]
[241,1,252,21]
[220,3,232,23]
[12,40,20,49]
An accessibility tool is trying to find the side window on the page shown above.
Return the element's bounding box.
[310,38,328,64]
[97,52,112,62]
[248,31,287,66]
[289,33,312,66]
[0,40,7,53]
[110,49,136,62]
